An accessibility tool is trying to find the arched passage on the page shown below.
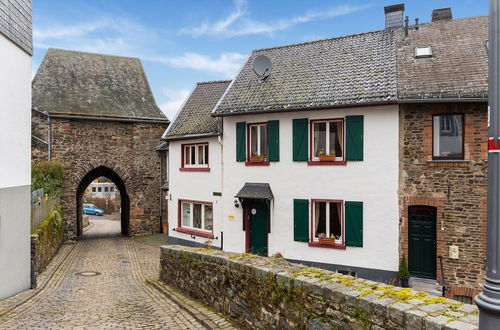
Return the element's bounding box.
[76,166,130,237]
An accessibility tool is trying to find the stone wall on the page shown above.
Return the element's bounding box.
[32,111,167,240]
[160,246,479,329]
[31,110,49,162]
[399,102,487,299]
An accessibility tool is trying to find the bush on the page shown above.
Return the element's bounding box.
[32,161,64,197]
[398,255,410,280]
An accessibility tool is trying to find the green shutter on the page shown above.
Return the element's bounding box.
[236,122,246,162]
[293,118,308,161]
[346,116,364,161]
[268,120,279,162]
[294,199,309,242]
[345,201,363,247]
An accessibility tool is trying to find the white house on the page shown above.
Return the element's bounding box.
[210,29,400,281]
[0,1,33,299]
[88,182,117,199]
[162,81,230,249]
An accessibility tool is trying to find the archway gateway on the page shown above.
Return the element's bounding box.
[76,166,130,236]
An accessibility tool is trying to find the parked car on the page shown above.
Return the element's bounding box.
[83,203,104,216]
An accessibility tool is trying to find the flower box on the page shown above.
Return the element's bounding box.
[319,238,336,245]
[249,156,266,162]
[319,155,335,162]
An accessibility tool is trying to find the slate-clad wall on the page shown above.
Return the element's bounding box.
[160,246,480,329]
[0,0,32,55]
[399,102,487,299]
[46,117,167,239]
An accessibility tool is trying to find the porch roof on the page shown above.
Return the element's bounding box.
[235,183,273,200]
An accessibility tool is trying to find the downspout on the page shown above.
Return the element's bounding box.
[47,115,52,161]
[159,150,163,233]
[218,134,224,250]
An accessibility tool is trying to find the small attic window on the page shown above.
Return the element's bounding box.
[415,46,432,58]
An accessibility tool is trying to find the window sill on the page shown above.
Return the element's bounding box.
[308,242,346,250]
[307,161,347,166]
[179,167,210,172]
[176,227,214,238]
[426,160,470,167]
[245,161,270,166]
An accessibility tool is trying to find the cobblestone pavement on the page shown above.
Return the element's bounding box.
[0,219,234,329]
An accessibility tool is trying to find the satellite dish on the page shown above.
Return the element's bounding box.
[253,55,272,78]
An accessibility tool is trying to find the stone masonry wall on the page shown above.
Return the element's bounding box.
[41,116,166,239]
[160,246,479,329]
[399,103,487,300]
[31,110,49,162]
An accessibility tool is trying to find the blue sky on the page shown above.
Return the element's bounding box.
[33,0,488,119]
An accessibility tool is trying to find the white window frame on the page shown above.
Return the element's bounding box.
[180,201,213,232]
[311,119,344,161]
[312,200,344,244]
[183,143,209,168]
[249,123,268,158]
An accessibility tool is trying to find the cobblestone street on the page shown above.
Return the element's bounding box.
[0,219,233,329]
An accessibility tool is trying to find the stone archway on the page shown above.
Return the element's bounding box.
[76,166,130,237]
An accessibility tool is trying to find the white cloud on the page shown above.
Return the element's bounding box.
[180,1,371,38]
[149,52,246,78]
[159,89,191,120]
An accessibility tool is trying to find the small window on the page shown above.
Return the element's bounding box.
[313,200,343,244]
[183,143,209,168]
[415,46,432,58]
[248,123,268,161]
[311,119,344,161]
[433,114,464,159]
[110,187,114,192]
[180,201,213,231]
[104,187,109,192]
[92,187,96,192]
[98,187,102,192]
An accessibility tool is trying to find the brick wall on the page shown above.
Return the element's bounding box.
[399,102,487,299]
[32,114,167,240]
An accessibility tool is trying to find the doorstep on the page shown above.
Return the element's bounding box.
[409,277,443,296]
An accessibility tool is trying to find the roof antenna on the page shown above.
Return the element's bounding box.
[415,17,419,30]
[404,16,409,37]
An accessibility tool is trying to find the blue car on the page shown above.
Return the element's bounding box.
[83,203,104,216]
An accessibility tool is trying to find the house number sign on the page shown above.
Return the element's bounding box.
[251,208,257,215]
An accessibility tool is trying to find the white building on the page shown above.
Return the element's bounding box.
[88,182,117,199]
[163,81,230,249]
[0,1,33,299]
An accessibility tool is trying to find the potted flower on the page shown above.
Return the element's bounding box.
[319,149,336,162]
[318,233,336,245]
[249,152,265,162]
[398,255,410,288]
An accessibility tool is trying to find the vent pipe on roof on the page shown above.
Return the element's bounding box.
[404,16,409,37]
[432,8,452,22]
[384,3,405,28]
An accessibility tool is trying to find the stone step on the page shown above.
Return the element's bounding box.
[409,277,443,296]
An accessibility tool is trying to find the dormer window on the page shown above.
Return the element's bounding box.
[415,46,432,58]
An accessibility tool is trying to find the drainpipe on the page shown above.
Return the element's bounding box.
[47,115,52,161]
[159,150,163,233]
[218,134,224,250]
[476,1,500,327]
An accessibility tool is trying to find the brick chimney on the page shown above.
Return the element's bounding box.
[384,4,405,29]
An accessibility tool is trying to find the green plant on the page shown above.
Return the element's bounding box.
[32,161,64,197]
[398,255,410,280]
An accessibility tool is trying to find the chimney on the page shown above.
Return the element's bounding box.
[384,4,405,29]
[431,8,452,22]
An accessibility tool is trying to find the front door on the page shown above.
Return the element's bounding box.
[248,200,269,256]
[408,206,437,279]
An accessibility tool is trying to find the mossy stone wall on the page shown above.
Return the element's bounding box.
[32,208,65,276]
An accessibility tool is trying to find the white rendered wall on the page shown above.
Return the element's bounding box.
[0,35,32,299]
[221,105,400,272]
[167,136,223,248]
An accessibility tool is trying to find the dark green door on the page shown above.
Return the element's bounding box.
[249,200,269,256]
[408,206,436,279]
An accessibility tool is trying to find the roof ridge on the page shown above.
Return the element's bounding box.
[47,48,140,61]
[196,80,232,85]
[252,28,389,53]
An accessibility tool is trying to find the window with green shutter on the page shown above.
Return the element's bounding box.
[345,201,363,247]
[268,120,279,162]
[236,122,246,162]
[294,199,309,242]
[346,116,364,161]
[293,118,308,161]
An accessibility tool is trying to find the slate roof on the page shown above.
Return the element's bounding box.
[164,80,231,139]
[396,16,488,100]
[32,48,166,119]
[213,29,397,116]
[0,0,32,55]
[235,183,274,200]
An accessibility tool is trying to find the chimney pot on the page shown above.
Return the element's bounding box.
[384,3,405,29]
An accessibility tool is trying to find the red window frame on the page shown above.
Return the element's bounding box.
[308,199,346,250]
[308,118,346,166]
[245,122,269,166]
[177,199,214,238]
[180,142,210,172]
